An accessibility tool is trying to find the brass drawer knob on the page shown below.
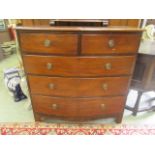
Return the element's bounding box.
[47,63,53,70]
[108,39,115,48]
[100,103,106,109]
[105,63,112,70]
[50,20,55,26]
[44,39,51,47]
[51,103,58,110]
[102,83,108,90]
[48,83,55,89]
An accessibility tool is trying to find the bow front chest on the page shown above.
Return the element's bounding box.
[16,26,143,123]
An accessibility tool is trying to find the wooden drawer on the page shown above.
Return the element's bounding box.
[23,55,135,77]
[19,33,78,55]
[81,33,141,55]
[28,75,130,97]
[32,95,125,118]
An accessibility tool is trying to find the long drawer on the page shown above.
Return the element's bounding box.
[19,33,78,55]
[32,95,125,117]
[81,33,141,54]
[23,55,135,77]
[28,75,130,97]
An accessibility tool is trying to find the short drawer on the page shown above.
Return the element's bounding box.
[19,33,78,55]
[81,33,141,54]
[23,55,135,77]
[28,75,130,97]
[32,95,125,118]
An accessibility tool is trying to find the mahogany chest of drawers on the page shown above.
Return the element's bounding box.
[16,26,143,123]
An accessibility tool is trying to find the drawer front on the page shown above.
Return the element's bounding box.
[32,95,125,117]
[23,55,135,77]
[81,33,141,54]
[28,76,130,97]
[19,33,78,55]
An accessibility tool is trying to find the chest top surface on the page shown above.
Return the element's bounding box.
[16,26,144,32]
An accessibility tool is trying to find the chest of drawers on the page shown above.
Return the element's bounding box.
[16,26,143,123]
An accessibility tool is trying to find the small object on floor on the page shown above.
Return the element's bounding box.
[0,41,16,57]
[12,84,27,102]
[0,46,4,61]
[4,67,27,102]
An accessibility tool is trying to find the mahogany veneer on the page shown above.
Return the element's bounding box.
[16,26,143,123]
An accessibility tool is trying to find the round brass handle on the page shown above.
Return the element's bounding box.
[47,63,53,70]
[50,20,55,26]
[48,83,55,89]
[102,83,108,90]
[105,63,112,70]
[100,103,106,109]
[44,39,51,47]
[51,103,58,110]
[108,39,115,48]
